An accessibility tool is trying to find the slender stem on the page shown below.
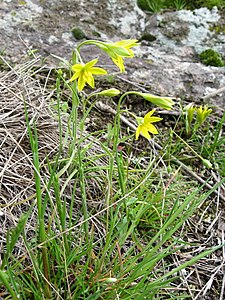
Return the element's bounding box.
[172,130,206,161]
[0,271,18,300]
[24,103,50,298]
[78,147,89,241]
[76,40,108,52]
[56,74,62,154]
[210,110,225,158]
[114,92,134,214]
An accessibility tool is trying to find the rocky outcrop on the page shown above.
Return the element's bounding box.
[0,0,225,107]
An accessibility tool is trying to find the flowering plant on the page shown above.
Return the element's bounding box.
[63,38,175,142]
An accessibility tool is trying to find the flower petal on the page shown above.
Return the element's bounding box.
[71,64,83,72]
[115,39,139,47]
[144,110,162,123]
[84,71,95,88]
[145,123,159,134]
[77,75,86,91]
[140,126,151,140]
[112,56,125,72]
[90,67,108,75]
[144,109,156,119]
[69,72,80,82]
[135,125,141,140]
[146,116,163,123]
[84,58,98,69]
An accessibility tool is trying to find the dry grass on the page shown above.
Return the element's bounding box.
[0,57,62,249]
[0,56,112,251]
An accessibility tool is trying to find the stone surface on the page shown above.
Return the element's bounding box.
[0,0,225,107]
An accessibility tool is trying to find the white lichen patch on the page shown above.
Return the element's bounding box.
[48,35,59,45]
[156,7,222,54]
[107,0,146,36]
[0,0,43,32]
[119,11,143,35]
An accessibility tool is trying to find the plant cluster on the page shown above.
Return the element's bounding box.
[0,38,224,299]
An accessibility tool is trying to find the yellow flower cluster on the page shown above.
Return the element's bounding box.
[69,39,175,141]
[70,39,139,91]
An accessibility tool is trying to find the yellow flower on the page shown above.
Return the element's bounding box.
[97,39,139,72]
[113,39,139,57]
[111,39,139,72]
[112,55,126,73]
[70,58,107,91]
[184,103,195,125]
[135,109,163,140]
[196,105,212,126]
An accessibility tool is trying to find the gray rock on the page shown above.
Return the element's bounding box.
[0,0,224,107]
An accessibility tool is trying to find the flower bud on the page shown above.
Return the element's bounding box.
[104,277,117,283]
[202,159,213,169]
[98,88,120,97]
[137,93,175,110]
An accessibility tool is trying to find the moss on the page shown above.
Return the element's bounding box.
[140,32,157,42]
[209,24,225,34]
[71,27,86,40]
[199,49,225,67]
[92,31,101,37]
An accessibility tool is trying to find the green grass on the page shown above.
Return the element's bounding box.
[137,0,225,12]
[0,56,224,298]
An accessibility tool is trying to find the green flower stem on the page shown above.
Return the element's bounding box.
[74,48,83,64]
[56,74,63,154]
[24,103,51,298]
[79,93,100,131]
[171,130,212,167]
[71,82,79,146]
[76,39,132,59]
[78,147,89,242]
[76,40,106,52]
[0,271,18,300]
[116,92,136,145]
[114,92,136,214]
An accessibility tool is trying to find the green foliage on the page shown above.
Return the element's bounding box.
[137,0,165,13]
[199,49,225,67]
[173,0,187,9]
[186,0,225,9]
[137,0,187,12]
[209,24,225,34]
[137,0,224,12]
[71,27,86,40]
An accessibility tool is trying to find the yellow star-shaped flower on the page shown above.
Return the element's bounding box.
[196,105,212,126]
[113,39,139,57]
[111,39,139,72]
[70,58,107,91]
[96,39,139,72]
[135,109,163,140]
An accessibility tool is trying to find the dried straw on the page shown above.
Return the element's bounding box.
[0,57,64,247]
